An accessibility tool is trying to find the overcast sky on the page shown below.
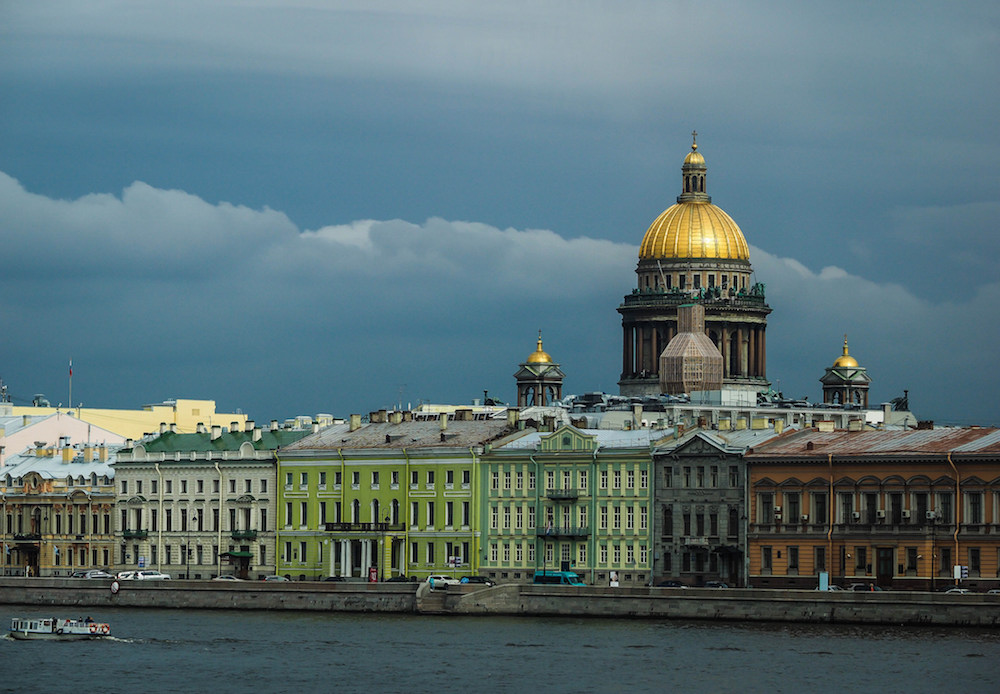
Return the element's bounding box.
[1,1,998,426]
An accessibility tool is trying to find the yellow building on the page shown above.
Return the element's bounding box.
[12,398,247,441]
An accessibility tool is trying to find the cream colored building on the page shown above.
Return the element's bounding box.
[11,398,248,441]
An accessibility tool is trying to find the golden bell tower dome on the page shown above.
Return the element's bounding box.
[639,133,750,262]
[832,335,859,368]
[526,331,553,364]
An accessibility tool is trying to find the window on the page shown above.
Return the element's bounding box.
[462,470,471,486]
[334,471,342,486]
[198,479,205,493]
[318,471,326,487]
[212,479,219,493]
[426,471,435,485]
[426,542,435,564]
[626,471,634,489]
[787,546,799,572]
[352,471,360,487]
[600,471,608,489]
[229,479,236,493]
[284,503,292,528]
[491,471,499,490]
[260,479,267,493]
[906,547,918,572]
[546,471,555,490]
[502,506,510,529]
[613,507,621,530]
[683,513,691,535]
[787,493,800,522]
[663,507,673,538]
[580,470,588,489]
[136,480,143,495]
[639,470,647,489]
[180,480,187,494]
[285,473,293,486]
[709,467,718,488]
[300,472,308,486]
[600,506,608,530]
[462,501,470,527]
[579,506,587,528]
[371,471,379,488]
[527,507,535,529]
[445,501,454,528]
[391,470,399,486]
[762,546,772,572]
[299,542,307,563]
[411,502,419,527]
[968,493,983,524]
[855,547,867,571]
[729,466,739,488]
[528,471,536,490]
[626,507,634,530]
[759,493,774,523]
[165,479,172,493]
[696,467,704,488]
[683,467,691,487]
[490,543,498,562]
[613,470,621,489]
[121,480,128,494]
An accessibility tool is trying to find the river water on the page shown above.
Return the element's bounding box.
[2,607,998,693]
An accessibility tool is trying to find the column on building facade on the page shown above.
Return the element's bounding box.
[341,539,351,577]
[748,327,757,379]
[736,327,744,376]
[622,325,631,378]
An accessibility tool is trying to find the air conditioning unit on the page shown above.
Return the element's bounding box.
[876,509,886,519]
[902,509,911,519]
[852,511,861,521]
[800,514,809,523]
[925,510,937,520]
[773,506,782,514]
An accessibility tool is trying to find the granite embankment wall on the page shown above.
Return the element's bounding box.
[447,585,1000,626]
[3,579,1000,626]
[0,578,417,612]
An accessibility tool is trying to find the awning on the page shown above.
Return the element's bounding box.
[221,551,253,558]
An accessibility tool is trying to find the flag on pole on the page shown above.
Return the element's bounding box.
[69,360,73,377]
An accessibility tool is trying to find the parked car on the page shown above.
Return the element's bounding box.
[81,569,114,579]
[212,575,243,581]
[460,576,496,587]
[656,580,687,588]
[426,575,461,590]
[132,570,171,580]
[702,581,729,588]
[323,576,346,582]
[261,575,289,582]
[115,571,136,581]
[384,575,412,583]
[987,589,1000,594]
[945,587,972,594]
[848,583,882,591]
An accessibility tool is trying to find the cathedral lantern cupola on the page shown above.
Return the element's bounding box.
[515,332,565,407]
[619,134,771,399]
[820,336,871,407]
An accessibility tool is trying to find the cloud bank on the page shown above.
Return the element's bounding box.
[2,172,996,425]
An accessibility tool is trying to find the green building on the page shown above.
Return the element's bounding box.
[481,423,661,586]
[277,410,520,581]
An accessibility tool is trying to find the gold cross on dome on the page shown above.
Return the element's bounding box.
[691,130,698,148]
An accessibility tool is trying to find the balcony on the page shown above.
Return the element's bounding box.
[231,529,258,540]
[536,526,590,539]
[123,529,148,539]
[547,489,580,501]
[682,536,710,547]
[324,522,406,533]
[13,533,41,542]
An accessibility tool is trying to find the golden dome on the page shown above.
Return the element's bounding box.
[526,333,553,364]
[638,137,750,262]
[639,202,750,260]
[833,336,859,368]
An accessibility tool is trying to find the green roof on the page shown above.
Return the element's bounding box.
[133,429,312,454]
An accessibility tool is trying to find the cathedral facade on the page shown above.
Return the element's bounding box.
[619,135,771,398]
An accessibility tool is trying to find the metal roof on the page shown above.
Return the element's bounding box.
[283,419,512,450]
[1,446,121,480]
[496,428,663,451]
[746,427,1000,458]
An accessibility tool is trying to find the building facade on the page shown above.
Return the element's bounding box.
[0,441,117,576]
[112,421,312,579]
[619,135,770,397]
[746,427,1000,591]
[278,411,515,581]
[481,424,657,586]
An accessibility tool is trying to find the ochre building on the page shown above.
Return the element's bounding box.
[746,427,1000,591]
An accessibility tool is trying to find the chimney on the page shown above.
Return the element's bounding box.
[125,439,133,449]
[245,420,255,432]
[349,414,362,432]
[230,421,239,433]
[817,420,835,432]
[62,446,73,463]
[312,422,320,433]
[390,411,403,425]
[774,420,784,435]
[169,423,178,433]
[456,409,472,422]
[270,420,279,431]
[507,409,519,428]
[252,427,262,442]
[22,415,30,426]
[633,405,643,429]
[160,422,168,435]
[211,425,222,440]
[196,422,207,434]
[83,445,93,462]
[848,418,864,432]
[98,445,108,462]
[439,413,448,431]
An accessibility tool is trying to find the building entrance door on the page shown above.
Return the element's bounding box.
[876,547,894,588]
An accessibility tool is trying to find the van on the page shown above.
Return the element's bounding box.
[532,570,585,586]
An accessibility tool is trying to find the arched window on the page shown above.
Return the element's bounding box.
[351,499,360,523]
[391,499,399,525]
[371,498,380,523]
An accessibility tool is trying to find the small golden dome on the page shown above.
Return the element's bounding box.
[833,336,859,368]
[639,202,750,260]
[684,147,705,166]
[526,333,553,364]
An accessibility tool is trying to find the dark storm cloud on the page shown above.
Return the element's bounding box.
[1,1,998,425]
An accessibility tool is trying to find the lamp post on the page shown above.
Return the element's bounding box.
[185,511,197,579]
[380,514,391,582]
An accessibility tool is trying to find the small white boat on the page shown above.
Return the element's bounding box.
[9,617,111,641]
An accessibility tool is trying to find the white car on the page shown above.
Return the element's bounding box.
[131,570,171,581]
[212,575,243,581]
[427,575,460,590]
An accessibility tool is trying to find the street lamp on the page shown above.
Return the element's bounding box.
[185,511,198,579]
[380,514,391,582]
